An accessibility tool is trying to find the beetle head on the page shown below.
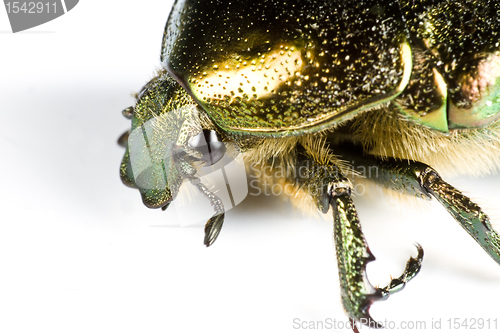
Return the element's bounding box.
[120,71,228,209]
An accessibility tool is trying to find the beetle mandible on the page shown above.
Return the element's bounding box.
[119,0,500,328]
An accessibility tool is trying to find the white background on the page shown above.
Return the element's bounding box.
[1,1,500,332]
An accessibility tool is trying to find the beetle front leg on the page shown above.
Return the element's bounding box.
[328,178,384,328]
[175,155,225,247]
[295,152,423,327]
[328,176,423,327]
[189,177,225,247]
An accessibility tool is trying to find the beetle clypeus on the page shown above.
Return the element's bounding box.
[119,0,500,329]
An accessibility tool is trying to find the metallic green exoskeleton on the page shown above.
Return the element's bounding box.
[120,0,500,328]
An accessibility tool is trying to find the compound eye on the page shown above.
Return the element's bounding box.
[188,129,226,166]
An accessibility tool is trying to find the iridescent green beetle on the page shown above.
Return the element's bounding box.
[119,0,500,328]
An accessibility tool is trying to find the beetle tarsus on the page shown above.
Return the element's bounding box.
[188,177,226,246]
[378,244,424,299]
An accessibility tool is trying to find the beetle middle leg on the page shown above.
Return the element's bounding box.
[294,147,423,327]
[337,147,500,265]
